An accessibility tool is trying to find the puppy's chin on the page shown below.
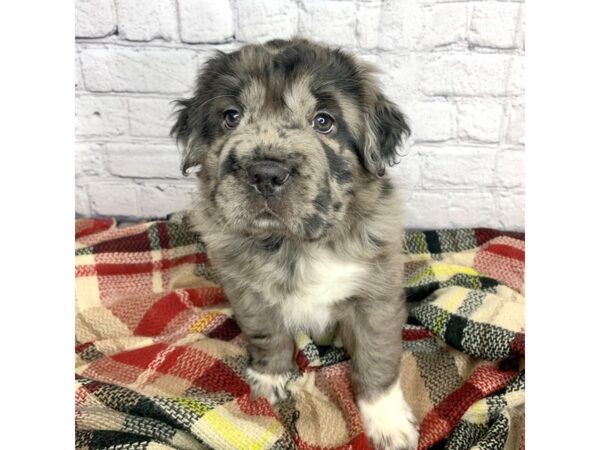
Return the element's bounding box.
[233,212,330,243]
[250,213,286,232]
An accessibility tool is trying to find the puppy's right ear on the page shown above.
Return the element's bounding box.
[171,99,200,175]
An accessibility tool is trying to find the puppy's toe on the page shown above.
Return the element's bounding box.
[246,367,291,405]
[358,382,419,450]
[365,414,419,450]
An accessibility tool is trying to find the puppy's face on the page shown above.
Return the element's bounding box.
[172,39,409,241]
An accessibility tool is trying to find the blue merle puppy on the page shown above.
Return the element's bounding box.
[171,38,418,450]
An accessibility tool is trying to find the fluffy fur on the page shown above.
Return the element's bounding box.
[171,38,417,449]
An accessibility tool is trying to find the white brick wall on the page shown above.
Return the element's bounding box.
[75,0,525,231]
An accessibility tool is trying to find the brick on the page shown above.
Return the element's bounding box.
[75,0,116,38]
[376,54,420,105]
[457,99,504,142]
[106,143,182,178]
[516,5,525,50]
[469,3,521,49]
[76,142,108,179]
[377,1,423,51]
[402,191,451,229]
[357,54,378,65]
[88,182,139,216]
[178,0,234,43]
[80,48,197,94]
[495,191,524,231]
[506,103,525,144]
[388,148,421,189]
[418,146,497,189]
[405,101,455,142]
[495,150,524,189]
[75,187,91,217]
[420,54,511,96]
[75,55,84,90]
[128,97,176,137]
[445,191,497,228]
[299,0,358,48]
[356,2,381,50]
[72,0,525,229]
[507,56,524,96]
[75,96,129,137]
[236,0,298,42]
[115,0,177,41]
[404,190,497,229]
[138,183,196,217]
[421,3,468,49]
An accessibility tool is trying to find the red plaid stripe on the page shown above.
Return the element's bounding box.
[417,365,517,450]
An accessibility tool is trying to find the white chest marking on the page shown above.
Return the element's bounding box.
[281,247,367,335]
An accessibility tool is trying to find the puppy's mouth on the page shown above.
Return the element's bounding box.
[250,208,287,231]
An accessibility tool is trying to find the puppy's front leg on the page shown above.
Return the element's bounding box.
[340,298,419,450]
[229,291,296,404]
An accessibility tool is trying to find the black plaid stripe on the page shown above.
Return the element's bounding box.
[181,387,234,409]
[505,370,525,393]
[86,430,150,450]
[316,345,349,366]
[436,229,479,254]
[131,398,190,431]
[445,421,487,450]
[412,303,450,337]
[413,304,519,361]
[122,413,178,444]
[403,335,441,354]
[79,345,105,363]
[408,273,498,295]
[147,223,163,252]
[151,397,209,429]
[76,430,94,449]
[462,321,515,361]
[424,230,443,260]
[81,378,146,414]
[300,341,320,365]
[193,262,220,283]
[444,314,468,352]
[456,290,486,317]
[412,346,463,405]
[404,229,481,256]
[485,394,508,417]
[405,281,441,303]
[165,217,204,249]
[270,433,298,450]
[474,413,510,450]
[76,246,94,256]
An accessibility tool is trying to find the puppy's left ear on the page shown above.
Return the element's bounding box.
[363,91,411,177]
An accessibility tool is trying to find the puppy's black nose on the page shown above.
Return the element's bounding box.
[246,160,291,196]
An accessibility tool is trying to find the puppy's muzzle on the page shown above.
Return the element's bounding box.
[246,160,291,197]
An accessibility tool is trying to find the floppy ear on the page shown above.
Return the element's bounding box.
[171,98,201,175]
[363,93,411,177]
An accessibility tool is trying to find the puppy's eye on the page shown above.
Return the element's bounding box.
[223,110,241,129]
[312,112,335,134]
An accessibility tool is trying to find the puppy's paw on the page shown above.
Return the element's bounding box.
[246,367,292,405]
[358,382,419,450]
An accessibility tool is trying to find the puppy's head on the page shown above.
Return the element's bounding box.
[172,38,409,241]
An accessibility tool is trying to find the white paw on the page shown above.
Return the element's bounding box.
[358,381,419,450]
[246,367,292,404]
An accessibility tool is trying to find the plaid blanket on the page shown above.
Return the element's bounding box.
[75,214,525,450]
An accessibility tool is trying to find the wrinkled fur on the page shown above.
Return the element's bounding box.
[172,38,417,449]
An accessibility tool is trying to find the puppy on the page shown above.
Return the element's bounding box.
[171,38,418,450]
